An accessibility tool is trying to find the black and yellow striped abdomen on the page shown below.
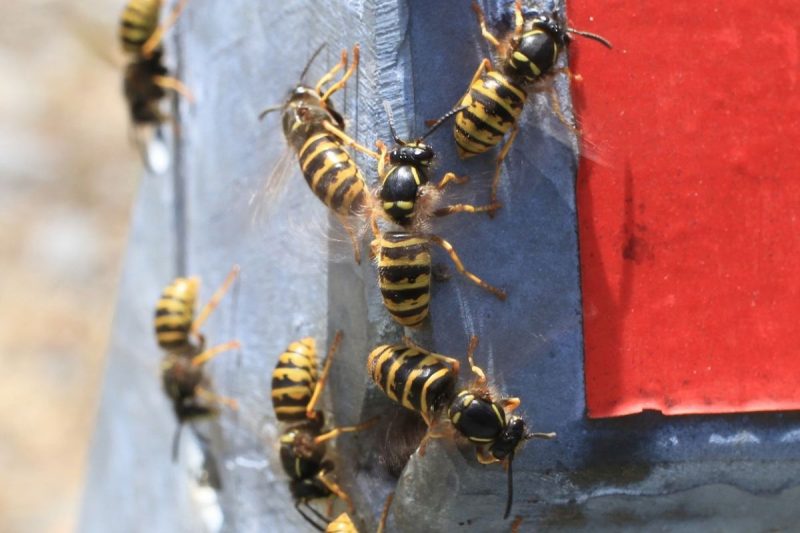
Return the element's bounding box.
[119,0,161,54]
[367,344,456,417]
[297,132,367,217]
[154,277,198,350]
[454,71,527,158]
[376,232,431,327]
[271,338,319,422]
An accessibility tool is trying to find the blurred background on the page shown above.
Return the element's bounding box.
[0,1,139,531]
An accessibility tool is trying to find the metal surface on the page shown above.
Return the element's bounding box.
[80,1,800,532]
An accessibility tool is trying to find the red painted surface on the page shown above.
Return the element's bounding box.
[570,1,800,417]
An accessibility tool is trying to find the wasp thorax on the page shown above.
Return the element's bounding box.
[488,415,526,461]
[448,391,507,443]
[281,86,345,146]
[389,142,435,167]
[279,427,326,481]
[506,15,566,82]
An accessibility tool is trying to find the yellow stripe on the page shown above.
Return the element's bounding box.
[310,151,350,190]
[420,367,451,415]
[382,294,430,311]
[271,387,311,399]
[273,367,313,382]
[401,368,423,410]
[487,71,526,101]
[299,134,335,167]
[157,331,186,342]
[379,256,429,269]
[385,352,408,402]
[381,236,427,248]
[380,276,430,290]
[275,405,307,415]
[395,311,428,326]
[323,163,358,205]
[154,315,189,328]
[371,346,395,384]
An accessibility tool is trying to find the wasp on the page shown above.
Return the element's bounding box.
[259,45,381,264]
[326,513,358,533]
[119,0,193,129]
[368,102,500,230]
[453,0,611,210]
[156,265,241,460]
[367,336,555,518]
[373,231,506,328]
[272,332,375,531]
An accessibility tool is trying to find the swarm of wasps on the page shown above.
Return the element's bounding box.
[132,0,610,530]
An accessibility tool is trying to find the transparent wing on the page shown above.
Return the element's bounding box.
[249,146,296,230]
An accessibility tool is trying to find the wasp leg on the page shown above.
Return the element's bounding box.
[315,49,347,94]
[153,75,195,103]
[400,337,461,376]
[489,122,519,216]
[305,331,343,418]
[500,396,521,414]
[375,139,389,180]
[476,446,499,464]
[436,171,469,190]
[471,1,502,49]
[427,235,507,300]
[546,85,580,134]
[313,417,378,445]
[463,335,487,385]
[321,45,360,102]
[511,515,524,533]
[191,340,240,366]
[141,0,190,57]
[434,202,502,217]
[317,470,354,514]
[322,121,380,159]
[195,386,238,410]
[191,265,240,335]
[417,417,451,457]
[512,0,524,41]
[335,213,363,265]
[377,492,394,533]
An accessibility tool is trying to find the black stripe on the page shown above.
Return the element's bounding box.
[272,375,313,389]
[156,324,189,333]
[159,339,186,350]
[298,135,334,162]
[455,123,493,149]
[389,304,429,320]
[381,241,428,261]
[275,359,312,372]
[329,171,362,212]
[469,88,516,125]
[462,107,506,137]
[378,349,396,394]
[381,285,429,302]
[485,76,526,106]
[379,264,430,283]
[155,308,186,317]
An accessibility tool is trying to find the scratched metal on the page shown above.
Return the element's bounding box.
[80,0,800,532]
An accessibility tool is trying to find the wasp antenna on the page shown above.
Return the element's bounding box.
[171,423,184,463]
[383,100,402,143]
[568,28,613,48]
[421,105,469,140]
[300,42,328,83]
[504,451,516,520]
[258,104,283,120]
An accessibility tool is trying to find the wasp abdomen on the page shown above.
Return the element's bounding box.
[154,277,197,350]
[367,345,456,416]
[327,513,358,533]
[119,0,161,54]
[297,132,367,217]
[272,338,318,422]
[376,232,432,327]
[454,71,527,158]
